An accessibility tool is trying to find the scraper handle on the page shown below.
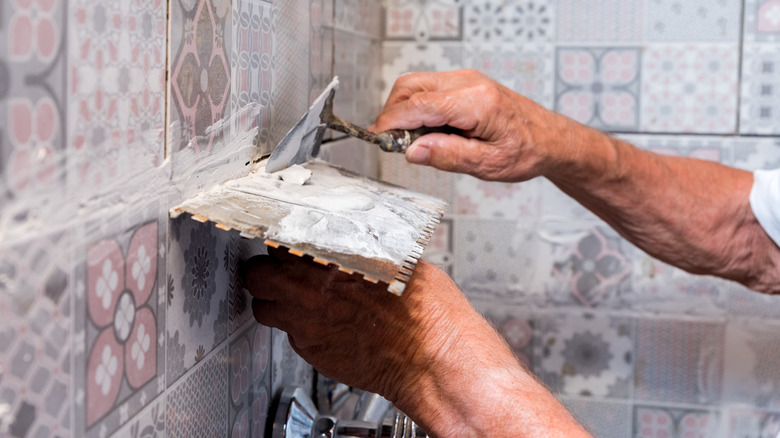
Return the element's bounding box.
[377,126,463,153]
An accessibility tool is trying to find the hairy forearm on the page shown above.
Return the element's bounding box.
[385,265,591,437]
[542,118,780,293]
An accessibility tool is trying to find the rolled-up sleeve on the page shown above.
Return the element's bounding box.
[750,168,780,247]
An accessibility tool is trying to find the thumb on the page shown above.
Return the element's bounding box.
[405,132,485,175]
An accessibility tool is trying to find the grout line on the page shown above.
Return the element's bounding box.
[163,0,172,162]
[735,0,748,136]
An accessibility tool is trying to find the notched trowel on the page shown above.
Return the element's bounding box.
[266,76,458,173]
[171,77,447,295]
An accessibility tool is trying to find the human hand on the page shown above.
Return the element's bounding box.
[242,247,470,403]
[243,247,590,437]
[372,69,578,182]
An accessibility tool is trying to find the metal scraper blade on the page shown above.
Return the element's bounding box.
[265,77,340,173]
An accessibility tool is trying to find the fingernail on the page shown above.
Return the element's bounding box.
[406,143,430,164]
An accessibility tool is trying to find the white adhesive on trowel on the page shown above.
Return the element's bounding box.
[275,164,312,185]
[175,159,443,265]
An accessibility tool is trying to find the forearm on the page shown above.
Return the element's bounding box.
[385,265,590,437]
[542,118,780,293]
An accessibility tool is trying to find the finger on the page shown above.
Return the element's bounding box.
[252,297,283,329]
[383,72,444,109]
[373,90,483,134]
[405,132,488,176]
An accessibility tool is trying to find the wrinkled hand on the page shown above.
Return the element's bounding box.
[243,247,471,403]
[372,69,577,182]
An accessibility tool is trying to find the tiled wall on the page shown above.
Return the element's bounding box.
[4,0,780,436]
[380,1,780,437]
[0,0,382,437]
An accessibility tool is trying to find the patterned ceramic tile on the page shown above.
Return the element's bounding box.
[536,223,634,309]
[167,345,229,437]
[740,44,780,135]
[452,218,537,304]
[723,319,780,410]
[0,0,67,199]
[381,41,463,102]
[633,405,720,438]
[731,137,780,170]
[422,217,453,276]
[310,1,334,104]
[0,231,72,438]
[453,174,541,220]
[464,0,554,43]
[630,251,729,316]
[378,152,455,206]
[555,47,642,132]
[227,235,267,336]
[166,215,231,386]
[68,0,167,187]
[353,37,382,128]
[728,409,780,437]
[228,323,272,438]
[727,283,780,320]
[269,0,309,149]
[641,44,739,134]
[480,307,533,369]
[556,0,644,42]
[108,396,166,438]
[562,399,632,438]
[464,43,554,108]
[535,312,634,398]
[383,0,463,43]
[635,318,724,404]
[168,0,232,155]
[229,0,273,153]
[335,0,382,39]
[270,328,315,400]
[646,0,742,42]
[745,0,780,43]
[74,208,166,437]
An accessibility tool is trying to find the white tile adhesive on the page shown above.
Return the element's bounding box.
[171,159,447,295]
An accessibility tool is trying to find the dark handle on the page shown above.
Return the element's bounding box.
[377,126,463,153]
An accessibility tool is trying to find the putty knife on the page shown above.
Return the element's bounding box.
[266,77,457,173]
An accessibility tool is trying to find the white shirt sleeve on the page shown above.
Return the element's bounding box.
[750,168,780,247]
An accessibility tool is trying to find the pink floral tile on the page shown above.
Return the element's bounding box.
[68,0,167,186]
[633,405,720,438]
[745,0,780,43]
[383,0,463,43]
[0,232,72,438]
[168,0,232,155]
[641,44,739,134]
[381,41,463,102]
[1,0,67,199]
[464,43,554,108]
[75,211,166,437]
[555,47,641,131]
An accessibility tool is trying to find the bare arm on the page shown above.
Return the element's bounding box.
[245,251,591,438]
[373,70,780,294]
